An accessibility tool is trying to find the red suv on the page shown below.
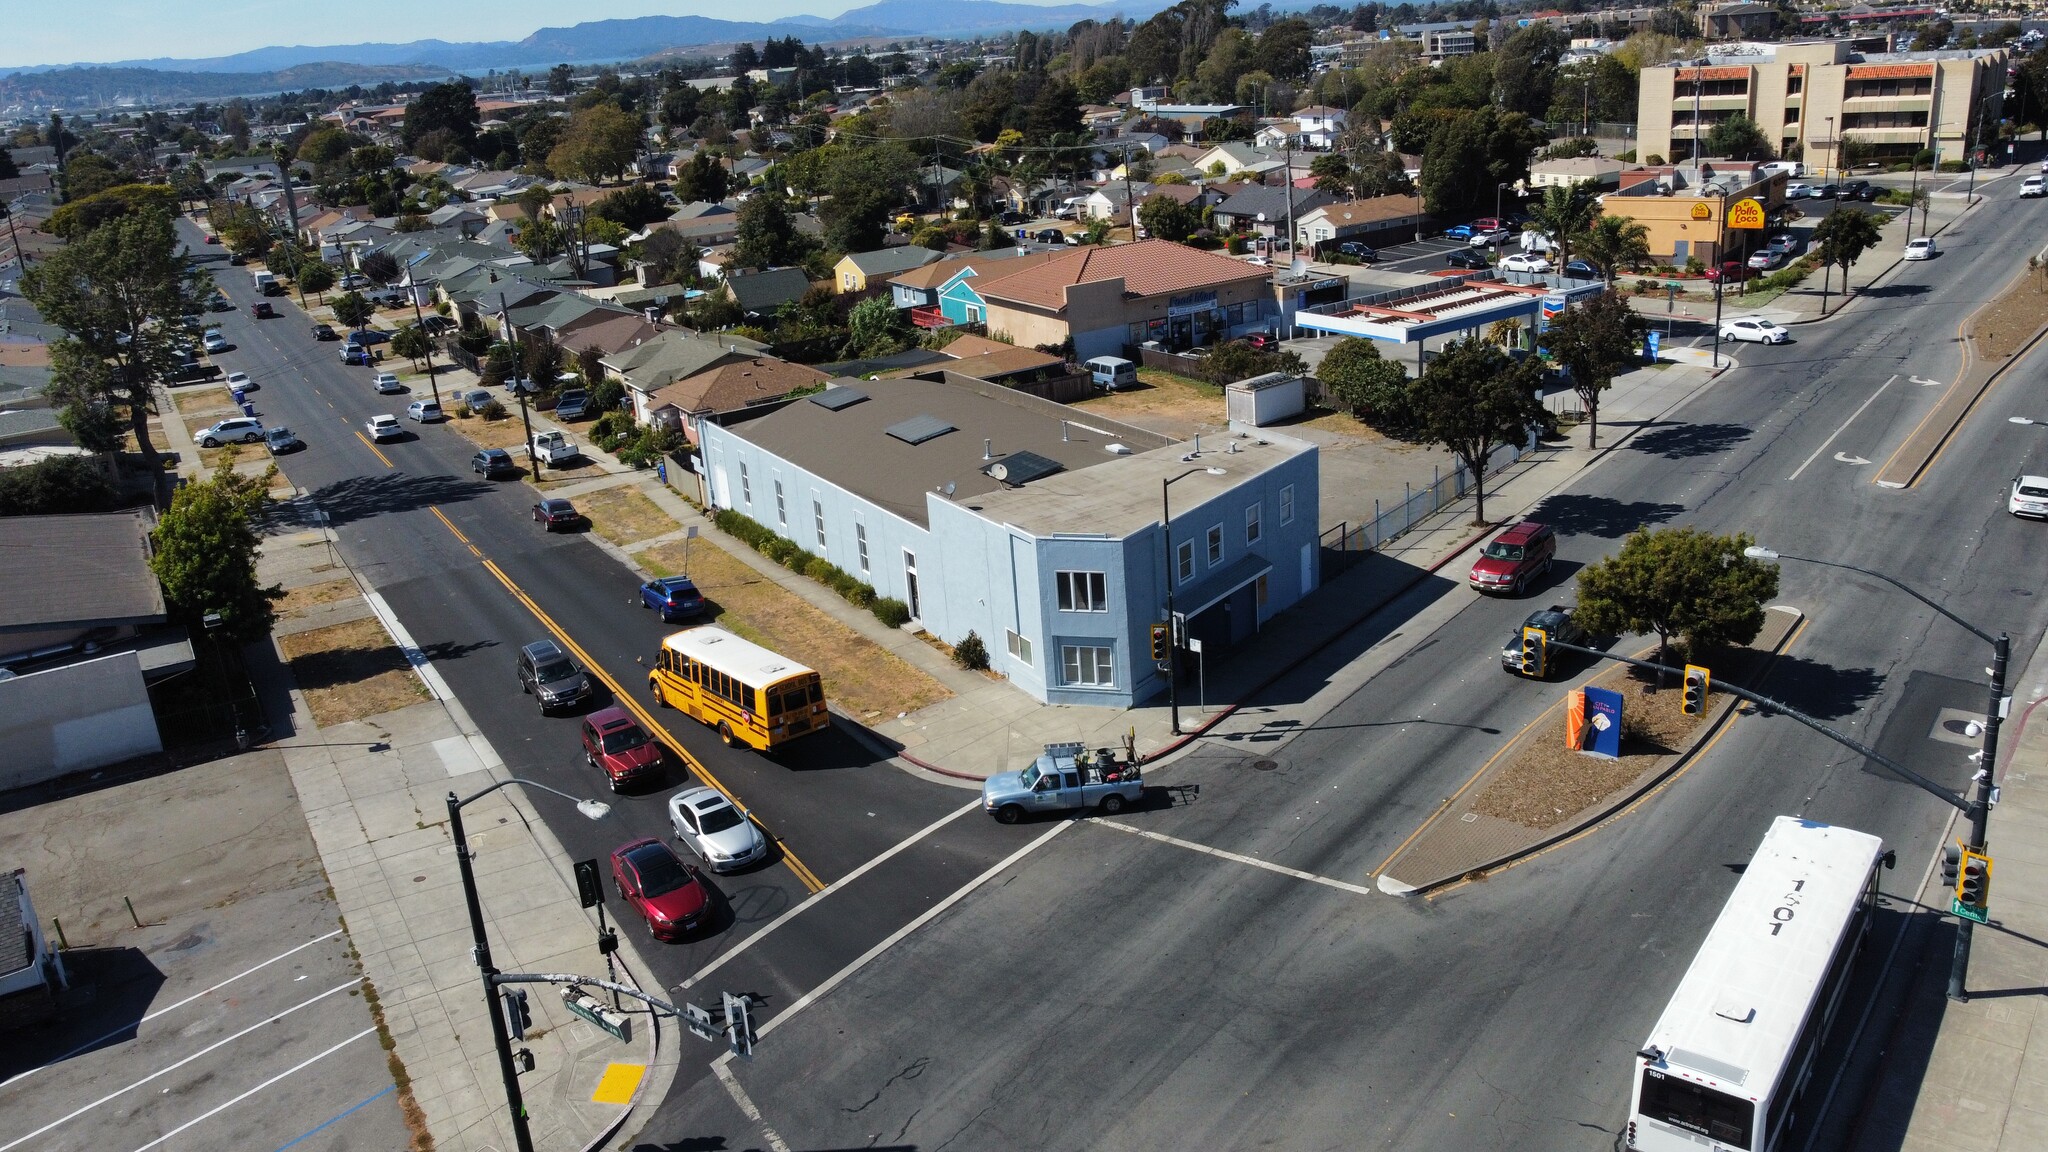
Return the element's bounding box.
[610,838,708,942]
[1469,521,1556,596]
[581,706,662,791]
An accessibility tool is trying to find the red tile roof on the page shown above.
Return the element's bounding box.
[973,238,1269,312]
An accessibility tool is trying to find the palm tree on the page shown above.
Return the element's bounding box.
[1579,214,1652,287]
[1526,180,1600,269]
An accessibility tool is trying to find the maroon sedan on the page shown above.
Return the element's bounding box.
[610,838,708,941]
[533,498,580,531]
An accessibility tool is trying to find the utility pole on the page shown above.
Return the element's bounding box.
[500,291,540,476]
[1122,146,1135,243]
[409,287,442,405]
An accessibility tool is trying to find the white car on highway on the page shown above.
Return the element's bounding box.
[373,371,404,393]
[2010,475,2048,519]
[1720,317,1790,344]
[1904,236,1938,260]
[1498,252,1553,274]
[365,414,403,441]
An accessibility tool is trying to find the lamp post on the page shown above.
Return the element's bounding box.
[1161,465,1227,735]
[1823,115,1835,182]
[1745,546,2007,1002]
[1495,182,1507,222]
[448,778,611,1152]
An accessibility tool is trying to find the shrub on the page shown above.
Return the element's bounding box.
[454,403,475,419]
[803,556,839,582]
[764,537,798,565]
[871,596,910,627]
[1938,159,1969,173]
[847,583,877,608]
[591,409,634,452]
[783,548,814,572]
[478,398,507,420]
[953,630,990,670]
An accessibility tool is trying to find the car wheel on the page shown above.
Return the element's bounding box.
[585,749,597,769]
[649,677,667,705]
[1100,793,1126,815]
[718,721,737,747]
[996,804,1024,825]
[200,436,219,447]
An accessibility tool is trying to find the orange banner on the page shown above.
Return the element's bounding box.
[1566,690,1587,750]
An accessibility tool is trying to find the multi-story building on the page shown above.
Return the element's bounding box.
[1637,40,2008,171]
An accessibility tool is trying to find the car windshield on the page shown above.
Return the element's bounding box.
[535,659,578,684]
[630,849,691,897]
[698,805,744,835]
[1017,764,1041,790]
[600,725,649,753]
[1483,542,1525,561]
[2020,485,2048,499]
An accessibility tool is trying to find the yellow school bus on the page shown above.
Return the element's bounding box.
[648,626,827,750]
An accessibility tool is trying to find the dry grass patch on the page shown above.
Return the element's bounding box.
[278,617,429,727]
[1470,662,1704,831]
[579,485,679,546]
[1971,269,2048,363]
[641,541,951,719]
[1072,371,1225,438]
[277,577,359,617]
[173,387,241,424]
[448,413,534,454]
[532,455,610,488]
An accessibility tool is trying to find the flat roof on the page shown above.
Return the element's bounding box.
[1296,275,1556,345]
[721,373,1171,528]
[0,510,165,634]
[966,431,1312,538]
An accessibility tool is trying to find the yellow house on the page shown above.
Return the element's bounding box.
[831,245,945,294]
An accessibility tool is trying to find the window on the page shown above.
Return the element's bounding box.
[1176,540,1195,583]
[966,304,982,324]
[1056,571,1107,612]
[774,480,787,528]
[1061,645,1114,687]
[739,461,751,504]
[1279,484,1295,525]
[1245,502,1262,544]
[855,522,870,574]
[813,500,826,548]
[1206,524,1223,565]
[1006,630,1033,665]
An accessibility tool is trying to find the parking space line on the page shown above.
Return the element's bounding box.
[0,978,362,1151]
[0,929,344,1090]
[1094,820,1377,897]
[266,1083,395,1152]
[129,1026,378,1152]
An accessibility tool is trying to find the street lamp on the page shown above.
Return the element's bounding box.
[1495,182,1508,222]
[1744,545,2007,1002]
[1161,465,1228,735]
[448,778,611,1152]
[1823,116,1835,182]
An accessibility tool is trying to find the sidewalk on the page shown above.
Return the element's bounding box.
[256,506,675,1152]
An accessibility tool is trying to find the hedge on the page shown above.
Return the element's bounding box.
[711,507,886,616]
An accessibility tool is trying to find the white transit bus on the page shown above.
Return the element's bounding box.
[1626,816,1891,1152]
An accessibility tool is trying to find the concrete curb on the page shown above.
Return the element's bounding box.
[1383,605,1805,897]
[1876,310,2048,490]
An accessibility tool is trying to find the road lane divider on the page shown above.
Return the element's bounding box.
[1095,820,1377,896]
[351,430,393,468]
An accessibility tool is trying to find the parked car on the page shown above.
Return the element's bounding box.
[533,497,581,531]
[1501,606,1587,677]
[639,576,706,622]
[345,328,388,346]
[251,301,275,319]
[364,414,403,441]
[310,323,338,341]
[1033,228,1064,244]
[461,388,494,413]
[1337,241,1378,261]
[337,273,369,289]
[2010,474,2048,519]
[224,370,254,393]
[1243,332,1278,351]
[1720,316,1790,344]
[1498,252,1553,274]
[554,389,591,421]
[263,426,302,454]
[373,372,405,394]
[1766,233,1799,257]
[198,417,265,447]
[1838,180,1876,201]
[517,638,592,712]
[406,400,443,422]
[202,332,230,353]
[1747,249,1786,271]
[1444,222,1479,240]
[1470,225,1512,248]
[1904,236,1938,260]
[1468,520,1557,596]
[1786,182,1816,199]
[1445,248,1490,270]
[667,786,768,873]
[202,233,218,244]
[339,346,371,366]
[472,448,517,478]
[1810,183,1841,200]
[2024,176,2047,198]
[1561,259,1600,280]
[582,707,662,792]
[609,838,709,942]
[1703,261,1753,283]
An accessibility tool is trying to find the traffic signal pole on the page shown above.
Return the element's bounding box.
[447,792,536,1152]
[1949,631,2008,1001]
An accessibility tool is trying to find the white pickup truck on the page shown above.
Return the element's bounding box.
[531,430,579,466]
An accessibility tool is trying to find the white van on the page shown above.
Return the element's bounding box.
[1761,161,1805,179]
[1086,356,1138,391]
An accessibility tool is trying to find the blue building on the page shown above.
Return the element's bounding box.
[698,372,1321,707]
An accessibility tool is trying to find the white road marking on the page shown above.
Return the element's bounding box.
[1788,375,1897,481]
[127,1027,378,1152]
[1095,820,1378,897]
[679,798,982,991]
[715,1062,792,1152]
[0,979,362,1151]
[0,929,344,1091]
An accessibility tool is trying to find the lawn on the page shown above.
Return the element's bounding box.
[639,540,951,721]
[579,485,680,547]
[276,577,358,617]
[1070,370,1225,439]
[278,618,430,727]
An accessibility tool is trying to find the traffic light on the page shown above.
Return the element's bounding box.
[1150,623,1171,663]
[503,988,531,1040]
[575,858,602,909]
[1941,843,1962,890]
[723,991,755,1061]
[1957,848,1991,911]
[1682,665,1710,716]
[1520,626,1548,677]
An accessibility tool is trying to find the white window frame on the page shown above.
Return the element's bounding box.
[1006,630,1033,665]
[739,461,751,505]
[813,499,826,549]
[855,521,870,574]
[1279,483,1294,525]
[1206,524,1224,566]
[1245,502,1262,544]
[774,479,787,528]
[1056,570,1107,613]
[1060,644,1114,687]
[1176,540,1195,584]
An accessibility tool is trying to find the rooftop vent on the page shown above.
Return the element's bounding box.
[885,414,956,445]
[984,450,1064,486]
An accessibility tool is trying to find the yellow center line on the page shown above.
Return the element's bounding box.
[417,512,826,893]
[353,430,394,468]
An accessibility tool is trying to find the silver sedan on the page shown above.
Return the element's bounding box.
[667,786,768,873]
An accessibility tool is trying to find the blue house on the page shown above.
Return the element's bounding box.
[698,372,1321,708]
[887,249,1059,329]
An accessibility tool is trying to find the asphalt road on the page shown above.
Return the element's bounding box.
[643,181,2048,1149]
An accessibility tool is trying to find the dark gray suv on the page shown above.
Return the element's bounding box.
[517,639,592,713]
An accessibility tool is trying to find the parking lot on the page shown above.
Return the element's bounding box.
[0,753,410,1152]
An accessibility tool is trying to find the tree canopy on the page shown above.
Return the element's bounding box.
[150,459,284,645]
[1406,337,1547,524]
[548,103,642,183]
[402,82,479,152]
[1574,527,1781,658]
[1542,291,1646,448]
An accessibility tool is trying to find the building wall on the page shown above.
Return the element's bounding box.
[1601,172,1786,263]
[0,651,162,790]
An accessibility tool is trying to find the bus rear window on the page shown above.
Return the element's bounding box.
[1639,1070,1753,1149]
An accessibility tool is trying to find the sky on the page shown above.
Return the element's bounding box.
[3,0,980,69]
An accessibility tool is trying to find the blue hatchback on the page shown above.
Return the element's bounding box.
[1444,222,1478,240]
[639,576,705,622]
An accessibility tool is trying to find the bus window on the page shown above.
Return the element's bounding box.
[1639,1070,1753,1149]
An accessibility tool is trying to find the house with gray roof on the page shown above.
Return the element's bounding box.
[599,329,772,424]
[724,268,812,319]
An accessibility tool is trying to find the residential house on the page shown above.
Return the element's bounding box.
[1292,106,1349,149]
[724,267,813,319]
[1294,194,1427,251]
[886,250,1062,328]
[647,356,831,441]
[599,330,773,425]
[1211,185,1339,238]
[696,373,1319,707]
[557,311,668,364]
[973,237,1276,359]
[425,204,489,237]
[1193,142,1283,177]
[833,245,944,294]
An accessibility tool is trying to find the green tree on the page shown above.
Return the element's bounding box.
[1574,527,1781,661]
[1542,291,1646,448]
[403,81,480,152]
[358,250,400,286]
[46,183,178,241]
[843,295,908,358]
[519,114,565,172]
[547,64,575,96]
[1525,180,1599,271]
[149,459,284,645]
[1405,337,1547,524]
[295,260,335,302]
[733,194,811,270]
[1316,337,1411,429]
[1418,107,1545,217]
[548,103,642,183]
[294,126,354,176]
[1137,193,1199,243]
[21,209,210,473]
[207,198,274,259]
[391,323,433,371]
[332,291,373,331]
[60,153,125,202]
[0,454,119,516]
[1810,206,1885,314]
[1578,214,1652,286]
[673,152,730,203]
[1705,114,1771,161]
[1309,153,1353,194]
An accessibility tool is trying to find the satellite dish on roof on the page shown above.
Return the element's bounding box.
[942,481,957,495]
[988,464,1009,482]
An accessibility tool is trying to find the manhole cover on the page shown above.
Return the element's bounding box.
[1250,759,1279,772]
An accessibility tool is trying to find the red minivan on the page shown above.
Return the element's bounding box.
[581,706,662,791]
[1469,521,1557,596]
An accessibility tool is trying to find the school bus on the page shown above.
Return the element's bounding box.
[647,626,827,751]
